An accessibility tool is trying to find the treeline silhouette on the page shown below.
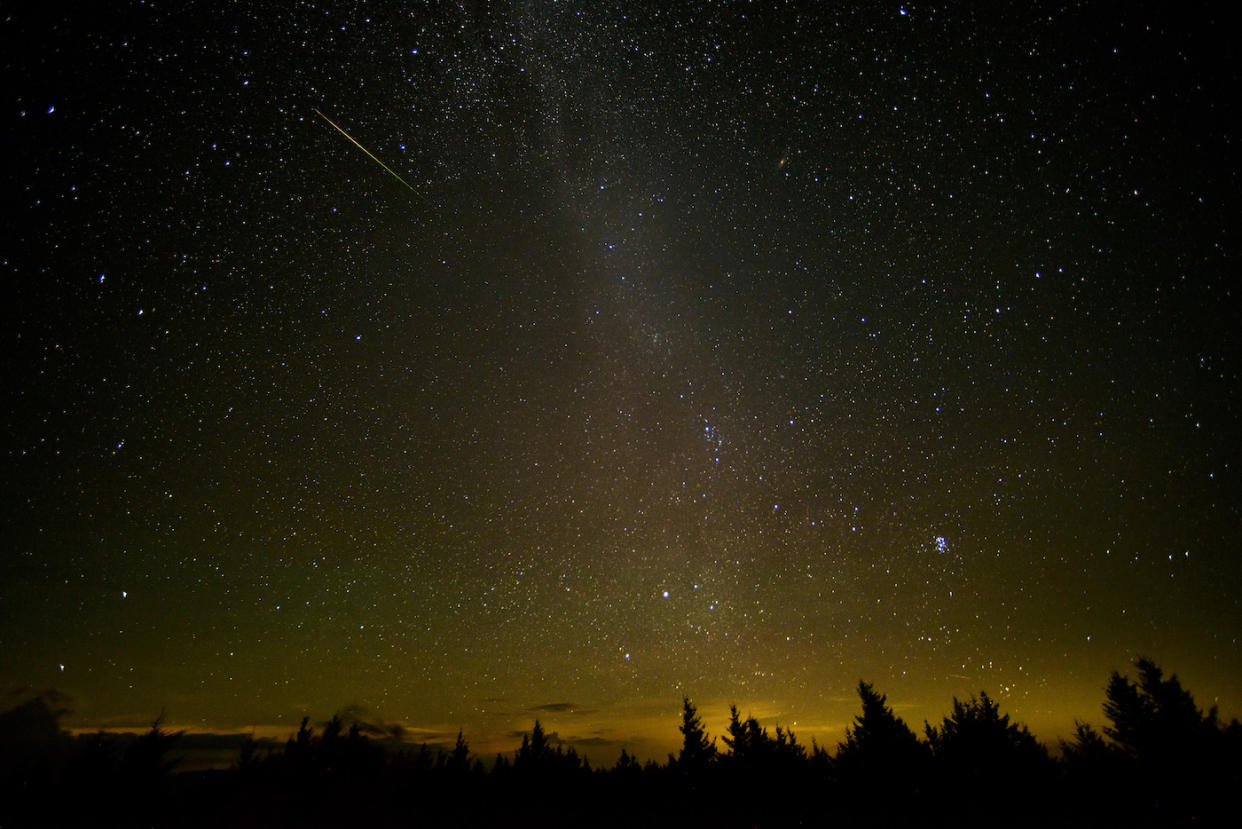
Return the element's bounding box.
[2,658,1238,827]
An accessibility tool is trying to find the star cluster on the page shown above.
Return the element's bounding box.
[3,1,1238,760]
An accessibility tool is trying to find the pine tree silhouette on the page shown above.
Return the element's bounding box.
[675,697,717,773]
[1104,657,1211,762]
[613,747,642,776]
[925,691,1050,821]
[120,713,184,786]
[836,681,927,790]
[1100,657,1240,822]
[4,666,1237,828]
[926,691,1046,771]
[721,705,770,765]
[449,729,470,773]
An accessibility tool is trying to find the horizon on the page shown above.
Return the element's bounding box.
[36,654,1242,768]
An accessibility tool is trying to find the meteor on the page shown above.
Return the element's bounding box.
[313,108,416,193]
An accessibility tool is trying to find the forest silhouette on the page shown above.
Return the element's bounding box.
[2,658,1238,827]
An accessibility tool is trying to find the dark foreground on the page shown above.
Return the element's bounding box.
[3,659,1238,827]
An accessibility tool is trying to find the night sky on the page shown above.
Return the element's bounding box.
[4,1,1239,762]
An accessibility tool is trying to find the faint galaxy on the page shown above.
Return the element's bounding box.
[2,1,1239,759]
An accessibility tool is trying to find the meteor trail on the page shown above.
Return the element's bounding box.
[314,108,416,193]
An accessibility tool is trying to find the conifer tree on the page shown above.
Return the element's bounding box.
[1103,657,1212,762]
[838,680,923,768]
[449,729,470,773]
[676,698,717,772]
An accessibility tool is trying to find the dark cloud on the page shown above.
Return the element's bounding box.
[331,705,413,742]
[565,736,628,749]
[175,732,280,751]
[526,702,595,715]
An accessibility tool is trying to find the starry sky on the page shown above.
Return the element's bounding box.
[3,1,1239,762]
